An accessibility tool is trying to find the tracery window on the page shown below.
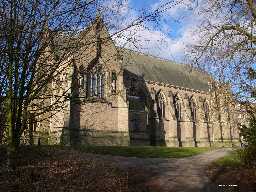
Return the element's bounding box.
[158,93,165,118]
[85,72,104,98]
[189,99,197,122]
[173,95,182,121]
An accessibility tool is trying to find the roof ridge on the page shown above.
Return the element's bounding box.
[119,46,211,92]
[117,47,210,76]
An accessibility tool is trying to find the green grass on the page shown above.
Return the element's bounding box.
[82,146,211,158]
[213,150,242,167]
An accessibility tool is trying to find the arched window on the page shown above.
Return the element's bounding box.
[92,73,97,96]
[97,73,104,98]
[203,101,209,122]
[129,78,136,96]
[79,74,84,88]
[85,71,104,98]
[86,73,92,97]
[111,71,117,93]
[157,92,165,118]
[189,98,197,122]
[173,95,182,121]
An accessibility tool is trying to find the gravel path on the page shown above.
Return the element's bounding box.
[90,148,232,192]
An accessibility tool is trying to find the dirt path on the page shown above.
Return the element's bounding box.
[90,148,232,192]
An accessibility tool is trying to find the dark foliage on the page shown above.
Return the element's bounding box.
[240,117,256,167]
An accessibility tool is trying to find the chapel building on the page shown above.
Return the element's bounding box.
[37,17,241,147]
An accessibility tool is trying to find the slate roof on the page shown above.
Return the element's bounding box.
[119,48,211,92]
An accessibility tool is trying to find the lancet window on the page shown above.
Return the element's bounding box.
[111,71,117,93]
[189,99,197,122]
[157,92,165,118]
[173,95,182,121]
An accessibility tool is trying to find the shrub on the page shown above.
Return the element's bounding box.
[239,117,256,167]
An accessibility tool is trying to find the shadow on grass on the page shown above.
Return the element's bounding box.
[81,145,211,158]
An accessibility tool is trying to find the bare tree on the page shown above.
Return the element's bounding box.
[0,0,101,153]
[0,0,182,162]
[189,0,256,164]
[190,0,256,112]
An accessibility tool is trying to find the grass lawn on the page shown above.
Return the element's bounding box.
[212,150,242,167]
[82,145,211,158]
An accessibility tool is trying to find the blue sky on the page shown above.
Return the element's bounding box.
[97,0,256,102]
[100,0,256,102]
[104,0,202,63]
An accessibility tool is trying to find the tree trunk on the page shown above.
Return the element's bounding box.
[6,98,20,170]
[28,113,34,145]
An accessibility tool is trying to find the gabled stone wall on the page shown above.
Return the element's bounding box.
[36,17,241,147]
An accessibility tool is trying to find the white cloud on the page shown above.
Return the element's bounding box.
[100,0,130,16]
[101,0,139,30]
[151,0,197,18]
[110,0,223,63]
[113,24,186,61]
[109,0,203,62]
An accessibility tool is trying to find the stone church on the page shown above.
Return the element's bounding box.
[38,17,241,147]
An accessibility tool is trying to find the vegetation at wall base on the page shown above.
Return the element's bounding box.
[208,149,256,191]
[212,150,242,167]
[82,145,211,158]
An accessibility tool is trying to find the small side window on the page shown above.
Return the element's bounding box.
[111,71,117,93]
[78,74,83,88]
